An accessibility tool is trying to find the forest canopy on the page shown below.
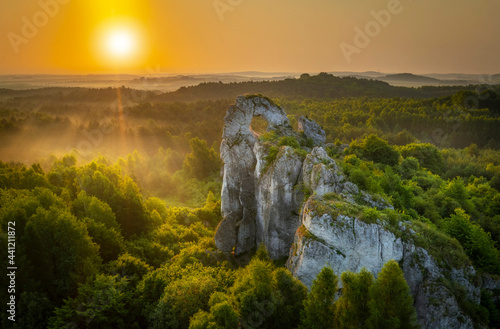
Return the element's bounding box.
[1,73,500,328]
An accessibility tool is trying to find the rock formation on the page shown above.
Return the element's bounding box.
[215,95,498,329]
[215,95,302,258]
[298,116,326,146]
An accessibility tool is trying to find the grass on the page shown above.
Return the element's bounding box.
[410,221,471,270]
[244,93,276,106]
[261,135,309,173]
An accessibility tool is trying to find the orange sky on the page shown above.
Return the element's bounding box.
[0,0,499,75]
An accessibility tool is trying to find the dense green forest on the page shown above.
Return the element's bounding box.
[1,73,500,328]
[0,147,422,328]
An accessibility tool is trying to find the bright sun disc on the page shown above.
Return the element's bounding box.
[93,17,148,69]
[106,29,135,58]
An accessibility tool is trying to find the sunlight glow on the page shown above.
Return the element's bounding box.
[107,29,135,58]
[93,17,148,69]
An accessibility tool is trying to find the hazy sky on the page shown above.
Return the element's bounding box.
[0,0,499,75]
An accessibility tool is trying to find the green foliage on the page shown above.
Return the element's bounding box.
[272,268,308,329]
[146,263,235,329]
[367,260,419,329]
[14,292,53,329]
[400,157,420,179]
[21,205,101,302]
[3,79,500,328]
[48,274,131,329]
[84,218,125,262]
[75,161,154,238]
[263,135,308,172]
[300,267,338,329]
[73,191,120,230]
[259,130,279,142]
[0,161,51,190]
[297,262,419,329]
[347,134,400,166]
[442,178,474,215]
[255,242,271,262]
[399,143,444,174]
[264,146,280,170]
[480,289,500,328]
[278,135,301,149]
[189,293,238,329]
[183,137,221,180]
[219,255,308,329]
[443,209,500,273]
[108,254,152,285]
[231,259,277,328]
[336,268,374,329]
[361,208,380,224]
[0,147,228,327]
[149,273,218,329]
[339,142,500,275]
[409,220,471,269]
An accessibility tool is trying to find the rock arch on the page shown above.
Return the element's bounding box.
[216,96,297,256]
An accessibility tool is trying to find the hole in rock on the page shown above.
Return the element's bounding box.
[250,116,269,137]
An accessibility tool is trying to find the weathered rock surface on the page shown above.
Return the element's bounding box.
[287,196,481,329]
[287,200,404,287]
[254,146,303,259]
[215,95,301,257]
[216,96,498,329]
[298,116,326,146]
[302,147,343,196]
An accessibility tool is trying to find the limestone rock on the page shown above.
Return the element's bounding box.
[216,95,302,256]
[287,197,404,287]
[302,147,343,196]
[298,116,326,146]
[287,196,481,329]
[481,274,500,303]
[255,146,303,259]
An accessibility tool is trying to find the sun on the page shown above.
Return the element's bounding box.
[106,29,135,58]
[93,17,148,69]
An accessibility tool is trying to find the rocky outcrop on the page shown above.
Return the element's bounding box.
[298,116,326,146]
[216,95,497,329]
[287,196,481,329]
[301,147,343,196]
[215,95,302,258]
[287,198,403,287]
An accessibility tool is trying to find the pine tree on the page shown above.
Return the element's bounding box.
[336,268,374,329]
[367,260,419,329]
[300,266,338,329]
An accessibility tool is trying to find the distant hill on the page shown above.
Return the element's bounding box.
[381,73,441,83]
[1,73,498,104]
[378,73,471,87]
[155,72,485,102]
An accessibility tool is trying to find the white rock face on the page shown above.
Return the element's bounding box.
[298,116,326,146]
[287,197,481,329]
[255,146,303,259]
[302,147,343,196]
[215,96,302,257]
[287,198,404,288]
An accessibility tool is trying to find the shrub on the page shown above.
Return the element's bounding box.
[347,135,400,166]
[399,143,444,174]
